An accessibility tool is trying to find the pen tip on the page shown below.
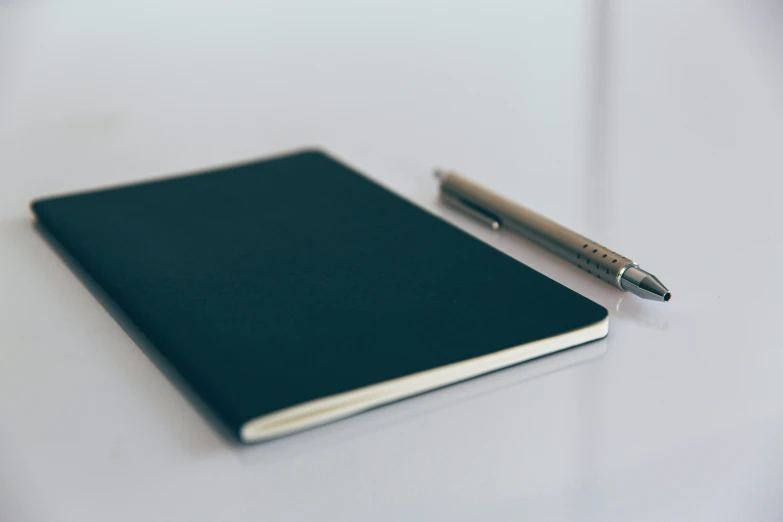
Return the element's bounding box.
[620,267,671,302]
[433,168,445,180]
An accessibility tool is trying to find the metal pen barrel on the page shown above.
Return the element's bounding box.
[437,171,670,302]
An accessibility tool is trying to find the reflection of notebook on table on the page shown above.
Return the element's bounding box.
[31,149,608,443]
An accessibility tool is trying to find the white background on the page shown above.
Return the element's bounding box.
[2,1,783,520]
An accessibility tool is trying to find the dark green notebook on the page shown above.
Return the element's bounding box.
[31,150,608,443]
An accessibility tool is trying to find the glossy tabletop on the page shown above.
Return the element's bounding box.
[2,1,782,520]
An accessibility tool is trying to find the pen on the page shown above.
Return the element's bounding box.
[435,169,671,302]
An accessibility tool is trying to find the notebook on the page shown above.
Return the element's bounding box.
[31,149,608,443]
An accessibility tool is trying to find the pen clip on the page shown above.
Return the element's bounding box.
[441,193,501,230]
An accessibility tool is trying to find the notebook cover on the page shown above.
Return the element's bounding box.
[31,150,608,442]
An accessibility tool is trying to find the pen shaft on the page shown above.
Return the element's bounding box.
[439,173,635,290]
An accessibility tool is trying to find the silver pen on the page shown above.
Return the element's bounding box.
[435,169,671,302]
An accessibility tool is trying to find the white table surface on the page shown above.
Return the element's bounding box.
[2,1,783,520]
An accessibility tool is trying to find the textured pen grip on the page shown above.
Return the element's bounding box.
[571,240,634,289]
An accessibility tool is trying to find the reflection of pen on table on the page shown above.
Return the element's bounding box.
[615,296,670,331]
[434,169,671,302]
